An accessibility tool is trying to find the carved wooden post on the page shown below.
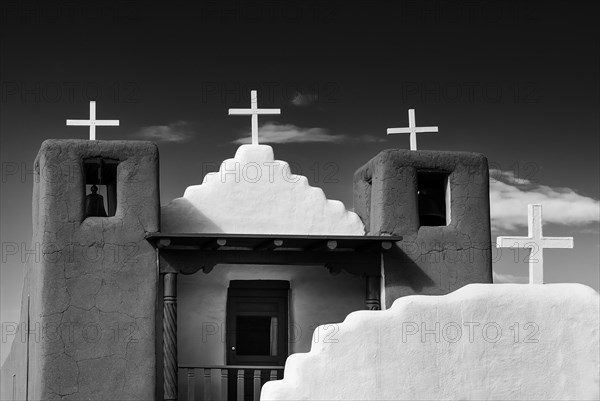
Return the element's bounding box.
[365,275,381,310]
[164,273,178,400]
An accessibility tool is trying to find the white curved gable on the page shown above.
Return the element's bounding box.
[161,145,365,235]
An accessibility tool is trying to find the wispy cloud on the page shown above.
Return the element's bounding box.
[232,123,388,144]
[493,271,528,284]
[356,134,386,143]
[290,91,319,106]
[233,123,344,144]
[490,169,533,185]
[134,120,193,143]
[490,169,600,232]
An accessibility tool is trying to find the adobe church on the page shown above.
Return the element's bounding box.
[0,98,493,400]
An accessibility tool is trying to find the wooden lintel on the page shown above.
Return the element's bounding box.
[159,249,380,276]
[254,239,284,251]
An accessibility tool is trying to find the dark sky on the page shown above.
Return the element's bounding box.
[2,1,598,196]
[1,1,599,357]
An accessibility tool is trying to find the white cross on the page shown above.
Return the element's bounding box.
[228,90,280,145]
[387,109,439,150]
[66,101,119,140]
[496,204,573,284]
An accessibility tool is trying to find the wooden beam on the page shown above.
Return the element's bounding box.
[157,238,171,248]
[203,238,227,250]
[254,239,284,251]
[159,249,380,276]
[305,239,338,251]
[381,241,393,250]
[145,232,403,251]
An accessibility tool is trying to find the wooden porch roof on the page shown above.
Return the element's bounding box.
[145,232,402,252]
[145,233,403,276]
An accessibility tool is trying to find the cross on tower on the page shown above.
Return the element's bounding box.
[228,90,281,145]
[66,101,120,140]
[387,109,439,150]
[496,204,574,284]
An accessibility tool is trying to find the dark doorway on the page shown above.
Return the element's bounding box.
[226,280,288,400]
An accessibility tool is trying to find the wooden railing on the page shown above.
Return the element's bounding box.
[179,365,284,401]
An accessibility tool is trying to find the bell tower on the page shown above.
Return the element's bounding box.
[1,139,160,400]
[354,149,493,307]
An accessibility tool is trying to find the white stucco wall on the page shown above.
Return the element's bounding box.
[161,145,365,235]
[261,283,600,401]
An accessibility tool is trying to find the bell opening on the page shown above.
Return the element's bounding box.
[83,158,119,219]
[417,170,450,227]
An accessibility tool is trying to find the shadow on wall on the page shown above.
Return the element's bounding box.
[386,246,435,293]
[161,198,224,233]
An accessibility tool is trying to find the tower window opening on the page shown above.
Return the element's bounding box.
[83,158,119,219]
[417,170,450,227]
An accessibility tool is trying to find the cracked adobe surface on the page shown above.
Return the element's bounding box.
[1,140,159,400]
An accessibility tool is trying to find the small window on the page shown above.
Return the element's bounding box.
[417,170,450,226]
[83,158,118,218]
[226,280,288,365]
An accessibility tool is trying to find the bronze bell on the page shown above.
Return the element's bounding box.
[85,185,108,218]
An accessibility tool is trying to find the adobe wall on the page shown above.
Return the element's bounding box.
[262,283,600,400]
[1,140,160,400]
[354,149,492,307]
[0,271,31,400]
